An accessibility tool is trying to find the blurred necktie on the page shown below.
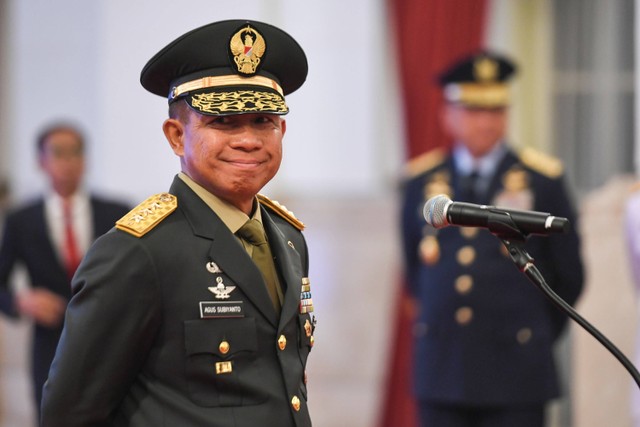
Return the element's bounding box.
[63,199,81,280]
[237,219,283,312]
[460,170,481,204]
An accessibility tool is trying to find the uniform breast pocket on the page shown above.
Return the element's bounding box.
[184,317,263,407]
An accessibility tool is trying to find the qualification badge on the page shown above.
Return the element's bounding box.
[209,277,235,299]
[206,261,223,274]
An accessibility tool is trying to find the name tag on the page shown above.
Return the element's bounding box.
[200,301,245,318]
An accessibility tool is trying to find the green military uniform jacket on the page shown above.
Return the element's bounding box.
[41,176,314,427]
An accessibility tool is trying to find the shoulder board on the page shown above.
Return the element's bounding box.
[519,147,563,179]
[115,193,177,238]
[404,148,447,178]
[257,194,305,231]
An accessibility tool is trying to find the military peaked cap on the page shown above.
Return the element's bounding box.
[438,50,517,108]
[140,19,308,116]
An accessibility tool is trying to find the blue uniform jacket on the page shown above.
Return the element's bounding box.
[400,148,584,405]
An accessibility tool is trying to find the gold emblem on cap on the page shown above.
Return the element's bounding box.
[230,25,266,76]
[474,57,498,82]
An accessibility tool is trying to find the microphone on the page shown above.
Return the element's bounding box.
[423,194,570,236]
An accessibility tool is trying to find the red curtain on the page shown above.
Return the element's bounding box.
[379,1,487,426]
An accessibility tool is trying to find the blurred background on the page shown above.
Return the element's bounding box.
[0,0,638,426]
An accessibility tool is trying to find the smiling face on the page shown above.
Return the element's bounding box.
[163,105,286,214]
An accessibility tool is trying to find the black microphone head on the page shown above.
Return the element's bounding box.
[423,194,452,228]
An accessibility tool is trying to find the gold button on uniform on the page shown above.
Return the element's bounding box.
[278,334,287,350]
[219,340,230,355]
[291,395,301,411]
[456,246,476,266]
[517,328,533,344]
[460,227,479,239]
[455,307,474,325]
[454,275,473,295]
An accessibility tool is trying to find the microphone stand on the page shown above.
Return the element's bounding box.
[486,212,640,389]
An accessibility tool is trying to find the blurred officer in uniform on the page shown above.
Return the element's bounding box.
[41,19,315,427]
[400,51,584,427]
[624,185,640,427]
[0,123,130,419]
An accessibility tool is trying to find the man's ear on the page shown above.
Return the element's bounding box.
[163,118,185,156]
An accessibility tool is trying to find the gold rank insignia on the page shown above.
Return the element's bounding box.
[520,147,563,179]
[257,194,305,230]
[116,193,177,238]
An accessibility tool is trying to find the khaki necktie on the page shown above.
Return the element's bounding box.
[237,219,283,312]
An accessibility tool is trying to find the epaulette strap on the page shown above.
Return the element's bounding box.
[116,193,178,238]
[257,194,305,231]
[405,148,446,178]
[520,147,563,179]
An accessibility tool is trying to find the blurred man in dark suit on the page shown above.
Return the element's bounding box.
[400,51,584,427]
[0,122,130,418]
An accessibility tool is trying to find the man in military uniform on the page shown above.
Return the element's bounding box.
[400,51,584,426]
[41,20,315,427]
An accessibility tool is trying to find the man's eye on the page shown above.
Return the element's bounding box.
[209,117,230,125]
[255,115,276,124]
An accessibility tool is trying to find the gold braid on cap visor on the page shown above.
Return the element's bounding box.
[170,75,288,115]
[444,83,510,107]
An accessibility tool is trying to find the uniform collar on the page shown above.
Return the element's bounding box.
[453,141,508,178]
[177,172,262,233]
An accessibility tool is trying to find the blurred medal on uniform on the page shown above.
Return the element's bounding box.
[493,167,533,210]
[420,173,451,265]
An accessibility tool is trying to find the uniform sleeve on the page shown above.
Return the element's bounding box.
[41,230,162,427]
